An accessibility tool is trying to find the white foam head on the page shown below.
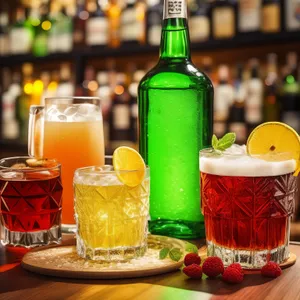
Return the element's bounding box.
[200,144,296,177]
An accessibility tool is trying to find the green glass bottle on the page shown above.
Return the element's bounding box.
[138,0,213,239]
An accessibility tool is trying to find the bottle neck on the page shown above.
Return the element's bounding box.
[160,0,190,60]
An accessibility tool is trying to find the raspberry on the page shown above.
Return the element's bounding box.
[227,263,243,273]
[182,264,203,279]
[222,267,244,284]
[202,257,224,277]
[184,253,201,266]
[261,262,282,278]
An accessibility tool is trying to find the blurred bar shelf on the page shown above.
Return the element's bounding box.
[0,139,27,149]
[1,31,300,66]
[0,139,28,158]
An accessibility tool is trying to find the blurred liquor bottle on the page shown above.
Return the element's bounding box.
[280,52,300,133]
[31,77,44,106]
[47,70,60,98]
[2,70,20,139]
[228,66,246,144]
[73,0,88,50]
[10,6,33,55]
[120,0,146,45]
[109,72,131,149]
[238,0,261,34]
[48,0,61,53]
[211,0,237,39]
[107,0,121,48]
[56,63,74,96]
[56,5,73,52]
[82,65,98,96]
[189,0,211,43]
[285,0,300,31]
[1,68,12,138]
[147,0,163,46]
[261,0,281,33]
[0,3,9,56]
[245,59,263,134]
[200,56,215,86]
[97,71,112,148]
[264,53,279,121]
[40,71,52,103]
[86,0,108,46]
[32,2,50,57]
[214,65,235,137]
[16,63,34,142]
[129,69,145,147]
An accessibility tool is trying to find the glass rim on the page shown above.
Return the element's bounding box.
[199,147,298,160]
[0,156,61,172]
[75,165,150,176]
[44,96,101,102]
[75,156,149,175]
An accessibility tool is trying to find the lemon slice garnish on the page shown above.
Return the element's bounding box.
[246,122,300,176]
[113,146,146,187]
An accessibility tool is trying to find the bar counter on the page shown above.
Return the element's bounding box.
[1,235,300,300]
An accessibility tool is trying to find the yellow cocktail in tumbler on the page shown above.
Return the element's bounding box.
[74,149,149,261]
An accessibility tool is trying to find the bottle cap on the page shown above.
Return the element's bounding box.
[163,0,187,19]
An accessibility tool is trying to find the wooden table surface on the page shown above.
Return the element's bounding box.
[1,236,300,300]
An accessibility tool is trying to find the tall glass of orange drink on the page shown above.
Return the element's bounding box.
[28,97,105,232]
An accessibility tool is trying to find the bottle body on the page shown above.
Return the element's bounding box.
[147,0,163,46]
[189,0,211,43]
[211,0,237,39]
[280,53,300,133]
[261,0,281,33]
[138,2,213,238]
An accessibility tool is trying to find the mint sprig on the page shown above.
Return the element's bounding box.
[159,247,183,262]
[212,133,236,151]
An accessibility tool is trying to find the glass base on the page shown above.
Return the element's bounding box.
[149,219,205,239]
[76,235,147,261]
[207,240,290,269]
[1,225,61,248]
[62,223,76,234]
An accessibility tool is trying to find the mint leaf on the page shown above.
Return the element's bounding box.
[169,248,183,262]
[159,248,170,260]
[212,134,219,150]
[212,133,236,151]
[217,133,236,150]
[185,242,198,254]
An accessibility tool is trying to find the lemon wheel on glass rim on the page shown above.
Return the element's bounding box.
[246,122,300,176]
[113,146,146,187]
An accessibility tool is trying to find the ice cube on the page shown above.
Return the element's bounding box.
[64,106,78,117]
[102,165,114,172]
[77,103,97,115]
[46,107,60,121]
[57,114,67,121]
[101,174,121,186]
[72,113,87,122]
[224,144,246,155]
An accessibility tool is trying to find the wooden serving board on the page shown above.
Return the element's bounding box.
[198,246,297,271]
[21,235,188,279]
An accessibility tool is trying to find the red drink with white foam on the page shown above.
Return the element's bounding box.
[200,145,297,268]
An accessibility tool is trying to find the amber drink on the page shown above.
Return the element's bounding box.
[28,97,105,233]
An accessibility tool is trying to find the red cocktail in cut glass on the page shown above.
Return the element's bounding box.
[200,146,297,268]
[0,157,63,248]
